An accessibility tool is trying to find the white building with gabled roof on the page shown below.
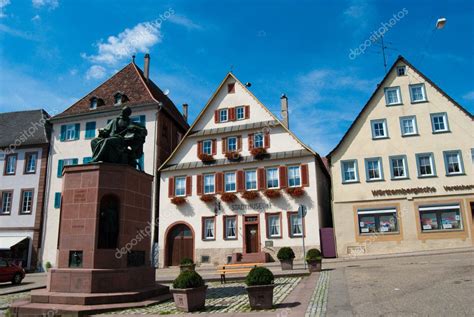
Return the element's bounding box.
[158,72,331,267]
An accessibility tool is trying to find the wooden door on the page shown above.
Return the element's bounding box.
[245,224,259,253]
[167,224,193,266]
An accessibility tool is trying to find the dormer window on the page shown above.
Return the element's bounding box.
[396,66,406,76]
[90,97,98,109]
[114,92,124,105]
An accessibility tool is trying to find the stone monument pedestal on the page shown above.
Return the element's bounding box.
[11,163,169,316]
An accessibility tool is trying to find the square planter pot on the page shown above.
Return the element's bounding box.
[179,264,196,272]
[280,259,294,270]
[307,259,322,272]
[246,284,275,310]
[171,285,207,312]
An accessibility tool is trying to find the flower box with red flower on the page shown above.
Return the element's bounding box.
[264,189,281,199]
[250,147,267,159]
[241,191,259,200]
[225,151,241,161]
[286,187,305,197]
[221,192,237,203]
[198,153,215,163]
[200,194,215,203]
[171,197,186,205]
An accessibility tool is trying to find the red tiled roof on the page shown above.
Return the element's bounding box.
[54,62,188,128]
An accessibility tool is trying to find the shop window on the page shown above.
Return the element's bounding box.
[357,208,399,234]
[419,204,462,231]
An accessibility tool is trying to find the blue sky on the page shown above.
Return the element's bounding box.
[0,0,473,155]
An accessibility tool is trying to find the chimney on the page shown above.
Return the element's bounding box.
[182,103,188,122]
[144,53,150,82]
[280,94,289,129]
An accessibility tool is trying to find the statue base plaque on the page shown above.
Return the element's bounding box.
[11,163,169,316]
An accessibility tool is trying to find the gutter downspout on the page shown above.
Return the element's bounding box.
[151,104,163,268]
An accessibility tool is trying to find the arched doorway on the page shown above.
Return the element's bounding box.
[165,222,194,266]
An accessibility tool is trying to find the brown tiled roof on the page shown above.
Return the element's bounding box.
[54,63,188,128]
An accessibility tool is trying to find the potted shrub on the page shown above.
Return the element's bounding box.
[264,189,281,199]
[245,267,275,310]
[171,271,207,312]
[221,192,237,203]
[277,247,295,270]
[306,248,322,272]
[45,261,52,272]
[286,187,305,197]
[250,147,267,159]
[179,258,196,272]
[198,153,215,163]
[171,197,186,205]
[242,191,259,200]
[200,194,215,203]
[225,151,241,161]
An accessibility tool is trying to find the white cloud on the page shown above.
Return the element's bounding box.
[83,22,162,65]
[0,0,10,18]
[343,0,374,31]
[168,14,203,30]
[31,14,41,21]
[0,24,37,40]
[86,65,107,80]
[463,91,474,101]
[32,0,59,10]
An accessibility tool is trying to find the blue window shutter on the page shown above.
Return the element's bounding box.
[83,157,92,164]
[57,160,64,178]
[60,125,66,141]
[85,122,96,139]
[54,193,61,208]
[74,123,80,140]
[72,158,79,165]
[137,154,144,171]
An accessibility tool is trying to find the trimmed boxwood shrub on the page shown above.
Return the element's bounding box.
[306,248,322,262]
[245,267,274,286]
[180,258,194,266]
[277,247,295,261]
[173,271,205,289]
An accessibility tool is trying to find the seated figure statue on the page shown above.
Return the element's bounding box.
[90,106,147,170]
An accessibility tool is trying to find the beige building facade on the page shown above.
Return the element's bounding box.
[329,56,474,256]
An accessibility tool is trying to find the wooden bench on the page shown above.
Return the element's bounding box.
[216,263,265,284]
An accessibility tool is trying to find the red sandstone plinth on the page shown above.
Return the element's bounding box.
[11,163,170,316]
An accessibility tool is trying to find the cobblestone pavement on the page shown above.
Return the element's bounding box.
[103,277,301,315]
[0,292,29,312]
[305,271,329,317]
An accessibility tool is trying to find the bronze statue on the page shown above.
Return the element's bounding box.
[90,106,147,170]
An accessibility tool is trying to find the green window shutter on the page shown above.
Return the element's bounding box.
[85,122,96,139]
[60,125,66,141]
[137,154,144,171]
[57,160,64,178]
[139,115,145,126]
[72,158,79,165]
[74,123,80,140]
[54,192,61,208]
[83,157,92,164]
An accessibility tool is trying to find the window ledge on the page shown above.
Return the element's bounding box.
[417,175,437,179]
[359,232,400,236]
[445,173,466,177]
[372,137,390,141]
[411,100,429,104]
[342,180,360,184]
[401,133,419,138]
[432,130,451,134]
[420,229,464,234]
[390,177,410,181]
[366,179,385,183]
[386,103,403,107]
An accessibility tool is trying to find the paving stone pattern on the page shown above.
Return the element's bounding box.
[305,271,330,317]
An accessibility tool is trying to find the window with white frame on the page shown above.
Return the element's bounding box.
[390,156,408,179]
[384,87,401,105]
[288,166,301,187]
[175,177,186,196]
[268,214,281,237]
[358,208,399,234]
[396,66,406,76]
[202,140,212,155]
[400,116,417,136]
[65,124,76,140]
[444,151,463,175]
[416,153,435,177]
[203,218,215,240]
[20,190,33,214]
[204,174,215,194]
[431,113,449,133]
[409,84,427,102]
[25,153,37,173]
[236,106,245,120]
[5,155,17,175]
[219,109,228,122]
[365,158,383,181]
[254,133,264,148]
[227,137,237,152]
[289,213,303,237]
[225,216,237,239]
[419,204,462,231]
[1,192,13,214]
[90,98,98,109]
[266,168,279,188]
[371,119,388,139]
[225,172,236,192]
[245,170,257,190]
[341,160,358,183]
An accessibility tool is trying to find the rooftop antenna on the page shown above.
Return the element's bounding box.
[229,65,234,73]
[380,35,388,73]
[132,55,136,63]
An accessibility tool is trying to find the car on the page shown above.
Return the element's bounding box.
[0,258,25,285]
